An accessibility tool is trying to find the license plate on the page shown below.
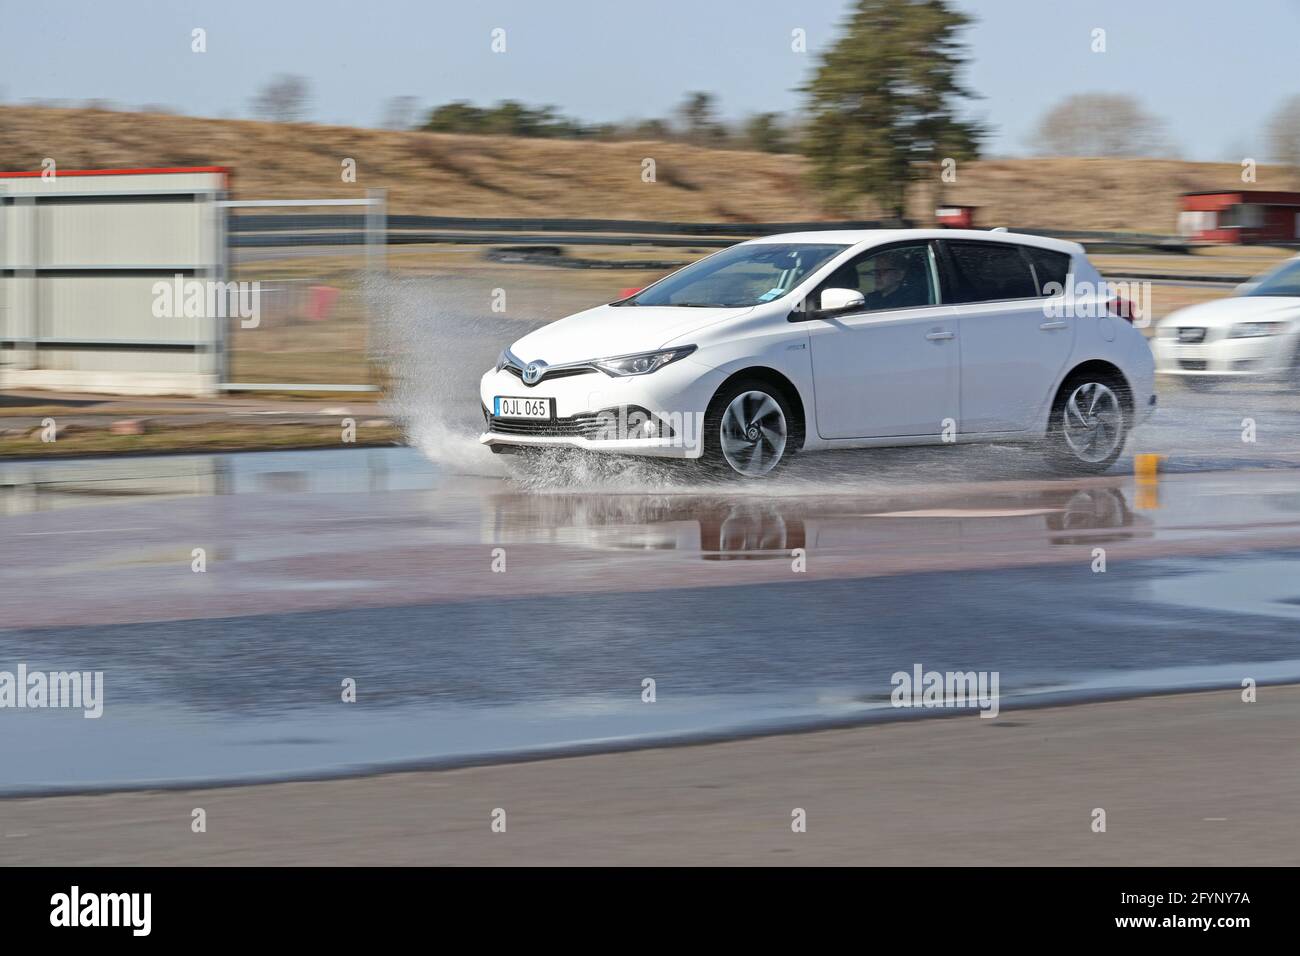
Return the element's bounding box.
[494,396,552,419]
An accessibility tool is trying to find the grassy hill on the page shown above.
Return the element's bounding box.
[1,106,1295,233]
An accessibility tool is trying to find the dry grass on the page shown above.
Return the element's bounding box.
[919,157,1299,234]
[4,106,1296,233]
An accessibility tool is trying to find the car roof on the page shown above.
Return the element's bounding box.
[745,228,1085,256]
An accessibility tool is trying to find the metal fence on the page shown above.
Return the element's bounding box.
[220,193,385,393]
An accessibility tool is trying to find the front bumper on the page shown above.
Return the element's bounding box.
[1152,332,1297,377]
[477,358,726,459]
[480,432,699,458]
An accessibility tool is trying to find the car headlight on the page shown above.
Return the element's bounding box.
[594,345,697,377]
[1229,322,1286,338]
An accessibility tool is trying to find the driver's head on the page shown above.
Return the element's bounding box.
[871,252,907,295]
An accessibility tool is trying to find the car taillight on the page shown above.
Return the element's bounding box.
[1110,295,1136,323]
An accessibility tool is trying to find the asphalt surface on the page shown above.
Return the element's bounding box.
[5,687,1298,865]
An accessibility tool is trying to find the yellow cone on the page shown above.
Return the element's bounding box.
[1135,453,1164,483]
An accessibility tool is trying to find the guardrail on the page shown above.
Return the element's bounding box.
[227,213,1186,249]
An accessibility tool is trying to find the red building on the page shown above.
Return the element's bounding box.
[934,205,977,228]
[1179,190,1300,244]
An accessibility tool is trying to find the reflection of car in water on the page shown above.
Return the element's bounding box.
[479,230,1156,478]
[1043,487,1144,545]
[487,486,1151,559]
[1153,255,1300,386]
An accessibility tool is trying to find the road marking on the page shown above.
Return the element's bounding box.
[17,527,156,536]
[868,508,1062,519]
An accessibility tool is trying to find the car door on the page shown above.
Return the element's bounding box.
[806,241,960,439]
[937,240,1077,434]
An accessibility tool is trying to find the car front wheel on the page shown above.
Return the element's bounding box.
[701,380,795,479]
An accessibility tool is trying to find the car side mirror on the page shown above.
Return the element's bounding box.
[786,287,867,322]
[818,288,865,314]
[1234,281,1258,296]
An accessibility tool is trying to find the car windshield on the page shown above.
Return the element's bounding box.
[622,242,848,308]
[1245,259,1300,297]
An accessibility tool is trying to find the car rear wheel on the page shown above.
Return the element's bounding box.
[1043,373,1130,475]
[701,379,795,479]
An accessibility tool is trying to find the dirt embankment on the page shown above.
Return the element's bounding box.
[3,106,1291,233]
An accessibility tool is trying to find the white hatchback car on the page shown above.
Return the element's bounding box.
[1153,255,1300,385]
[479,229,1156,478]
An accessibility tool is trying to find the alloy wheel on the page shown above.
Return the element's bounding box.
[1061,382,1123,464]
[719,390,787,477]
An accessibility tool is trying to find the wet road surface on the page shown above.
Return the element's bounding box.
[3,400,1300,793]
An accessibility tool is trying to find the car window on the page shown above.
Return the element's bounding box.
[1246,258,1300,297]
[624,242,847,308]
[1023,247,1072,295]
[942,241,1039,303]
[815,243,938,312]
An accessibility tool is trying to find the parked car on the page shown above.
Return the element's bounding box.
[1153,255,1300,385]
[479,229,1156,478]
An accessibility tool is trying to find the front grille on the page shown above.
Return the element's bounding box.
[1177,327,1207,344]
[1179,359,1208,371]
[502,363,596,386]
[488,413,607,438]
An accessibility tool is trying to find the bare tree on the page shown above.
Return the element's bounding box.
[381,95,419,131]
[1029,93,1174,158]
[251,74,311,123]
[1266,94,1300,173]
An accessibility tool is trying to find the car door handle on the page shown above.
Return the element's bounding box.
[925,330,955,341]
[1039,321,1068,330]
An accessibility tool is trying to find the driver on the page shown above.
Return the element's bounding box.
[863,252,914,310]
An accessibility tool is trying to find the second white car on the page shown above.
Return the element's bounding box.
[1153,255,1300,385]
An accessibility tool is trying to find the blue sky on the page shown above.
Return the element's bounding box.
[2,0,1295,159]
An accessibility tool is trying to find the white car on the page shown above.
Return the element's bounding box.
[479,229,1156,478]
[1153,256,1300,384]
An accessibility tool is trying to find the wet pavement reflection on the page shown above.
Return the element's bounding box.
[2,446,1300,793]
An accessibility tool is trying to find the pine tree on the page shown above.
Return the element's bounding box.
[802,0,983,221]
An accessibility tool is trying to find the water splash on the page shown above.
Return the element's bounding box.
[373,274,522,476]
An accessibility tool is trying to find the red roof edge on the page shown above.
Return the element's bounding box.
[0,165,230,187]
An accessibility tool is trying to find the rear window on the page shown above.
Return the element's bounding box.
[1023,247,1072,295]
[943,241,1038,303]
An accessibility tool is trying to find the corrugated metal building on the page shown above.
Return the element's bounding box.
[0,166,228,395]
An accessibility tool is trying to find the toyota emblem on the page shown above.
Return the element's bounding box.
[523,360,547,385]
